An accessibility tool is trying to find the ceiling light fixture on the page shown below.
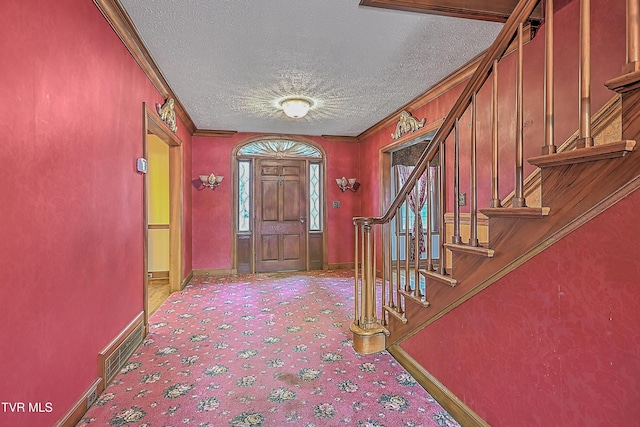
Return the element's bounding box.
[280,97,312,119]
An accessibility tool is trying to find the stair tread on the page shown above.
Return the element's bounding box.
[480,206,550,218]
[528,140,636,168]
[398,290,430,308]
[383,305,408,324]
[444,242,495,257]
[418,269,457,287]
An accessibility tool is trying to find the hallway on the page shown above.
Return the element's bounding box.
[78,270,458,426]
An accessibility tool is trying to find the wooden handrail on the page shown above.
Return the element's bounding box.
[351,0,544,355]
[354,0,542,226]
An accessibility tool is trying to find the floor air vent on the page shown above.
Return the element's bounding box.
[99,314,145,386]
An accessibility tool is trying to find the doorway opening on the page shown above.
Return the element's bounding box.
[147,133,170,314]
[143,103,183,330]
[380,120,442,269]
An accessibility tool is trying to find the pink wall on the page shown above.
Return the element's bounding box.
[401,188,640,425]
[442,0,626,212]
[0,1,192,425]
[191,134,361,270]
[356,0,634,424]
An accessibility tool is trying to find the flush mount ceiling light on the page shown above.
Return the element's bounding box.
[279,97,312,119]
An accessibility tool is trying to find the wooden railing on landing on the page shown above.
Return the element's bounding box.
[351,0,640,354]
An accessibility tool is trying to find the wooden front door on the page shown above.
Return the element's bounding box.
[255,159,307,272]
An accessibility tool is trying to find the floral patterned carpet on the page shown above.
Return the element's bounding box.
[78,270,459,427]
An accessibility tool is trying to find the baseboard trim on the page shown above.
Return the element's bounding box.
[54,377,102,427]
[98,312,145,388]
[388,344,490,427]
[327,263,355,270]
[181,270,194,289]
[193,268,237,276]
[148,270,169,280]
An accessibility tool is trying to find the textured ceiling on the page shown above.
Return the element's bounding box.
[118,0,503,136]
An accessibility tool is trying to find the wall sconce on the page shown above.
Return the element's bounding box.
[198,173,224,190]
[336,177,360,192]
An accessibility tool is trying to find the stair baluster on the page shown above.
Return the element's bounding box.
[543,0,557,155]
[577,0,594,148]
[491,60,503,206]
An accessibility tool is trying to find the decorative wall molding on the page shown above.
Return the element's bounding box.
[156,98,178,133]
[391,111,426,140]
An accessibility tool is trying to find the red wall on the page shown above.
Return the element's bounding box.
[357,0,634,424]
[444,0,626,212]
[0,1,192,425]
[191,134,361,270]
[401,188,640,425]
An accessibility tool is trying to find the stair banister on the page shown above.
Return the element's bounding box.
[354,0,542,228]
[352,0,543,354]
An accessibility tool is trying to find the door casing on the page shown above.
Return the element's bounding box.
[231,136,327,273]
[143,103,183,331]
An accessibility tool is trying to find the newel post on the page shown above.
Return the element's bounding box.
[351,220,386,354]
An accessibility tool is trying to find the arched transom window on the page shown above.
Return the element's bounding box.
[237,139,322,159]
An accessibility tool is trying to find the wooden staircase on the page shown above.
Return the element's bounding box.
[351,0,640,354]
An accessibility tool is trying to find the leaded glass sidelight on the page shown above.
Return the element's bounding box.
[238,160,251,232]
[309,163,321,231]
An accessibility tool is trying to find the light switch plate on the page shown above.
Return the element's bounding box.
[136,158,148,174]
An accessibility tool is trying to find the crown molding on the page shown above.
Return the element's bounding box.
[193,129,238,138]
[322,135,360,143]
[93,0,197,135]
[359,0,543,23]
